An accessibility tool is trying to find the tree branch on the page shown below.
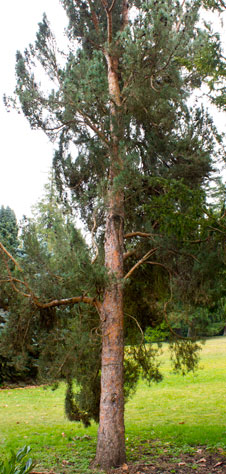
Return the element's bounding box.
[0,241,23,272]
[124,311,144,344]
[34,295,98,309]
[109,0,117,13]
[87,0,100,35]
[101,0,113,44]
[77,109,110,146]
[123,249,137,260]
[0,240,102,313]
[124,248,158,280]
[124,232,154,239]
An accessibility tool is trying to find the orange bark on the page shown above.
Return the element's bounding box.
[94,3,126,466]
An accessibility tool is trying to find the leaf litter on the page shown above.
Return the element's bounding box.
[108,445,226,474]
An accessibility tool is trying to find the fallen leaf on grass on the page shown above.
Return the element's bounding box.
[178,421,185,424]
[178,462,186,466]
[73,435,92,440]
[197,458,206,463]
[214,461,224,467]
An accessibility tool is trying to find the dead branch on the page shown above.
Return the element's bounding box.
[124,232,154,239]
[183,237,210,244]
[124,311,144,344]
[146,261,171,273]
[124,248,158,280]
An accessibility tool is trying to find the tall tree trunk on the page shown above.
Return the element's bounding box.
[94,206,125,468]
[94,49,126,468]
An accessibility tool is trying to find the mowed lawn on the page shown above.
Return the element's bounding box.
[0,337,226,470]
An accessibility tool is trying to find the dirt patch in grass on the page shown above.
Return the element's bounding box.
[110,446,226,474]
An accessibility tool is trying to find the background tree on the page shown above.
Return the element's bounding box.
[0,205,19,314]
[0,206,19,255]
[2,0,226,468]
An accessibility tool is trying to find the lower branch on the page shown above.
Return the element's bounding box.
[0,240,101,313]
[34,295,100,310]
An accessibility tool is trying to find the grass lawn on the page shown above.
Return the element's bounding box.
[0,337,226,472]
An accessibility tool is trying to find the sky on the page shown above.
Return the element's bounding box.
[0,1,68,221]
[0,2,226,222]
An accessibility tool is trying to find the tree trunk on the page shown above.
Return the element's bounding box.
[94,210,125,468]
[93,47,126,468]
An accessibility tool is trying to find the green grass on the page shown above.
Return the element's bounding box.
[1,337,226,471]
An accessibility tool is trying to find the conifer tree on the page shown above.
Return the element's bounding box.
[3,0,225,468]
[0,206,19,256]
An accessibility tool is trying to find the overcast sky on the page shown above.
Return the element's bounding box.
[0,2,226,222]
[0,1,68,221]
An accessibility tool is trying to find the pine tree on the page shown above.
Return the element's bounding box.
[3,0,225,468]
[0,206,19,255]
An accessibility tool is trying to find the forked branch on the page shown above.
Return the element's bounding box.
[124,248,158,280]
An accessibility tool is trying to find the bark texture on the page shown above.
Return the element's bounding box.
[94,12,126,466]
[94,212,125,468]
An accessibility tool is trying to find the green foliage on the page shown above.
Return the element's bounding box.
[145,322,170,343]
[169,340,202,375]
[2,0,226,428]
[0,446,34,474]
[0,206,19,255]
[65,379,92,427]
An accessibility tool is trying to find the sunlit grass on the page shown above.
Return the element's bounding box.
[0,336,226,471]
